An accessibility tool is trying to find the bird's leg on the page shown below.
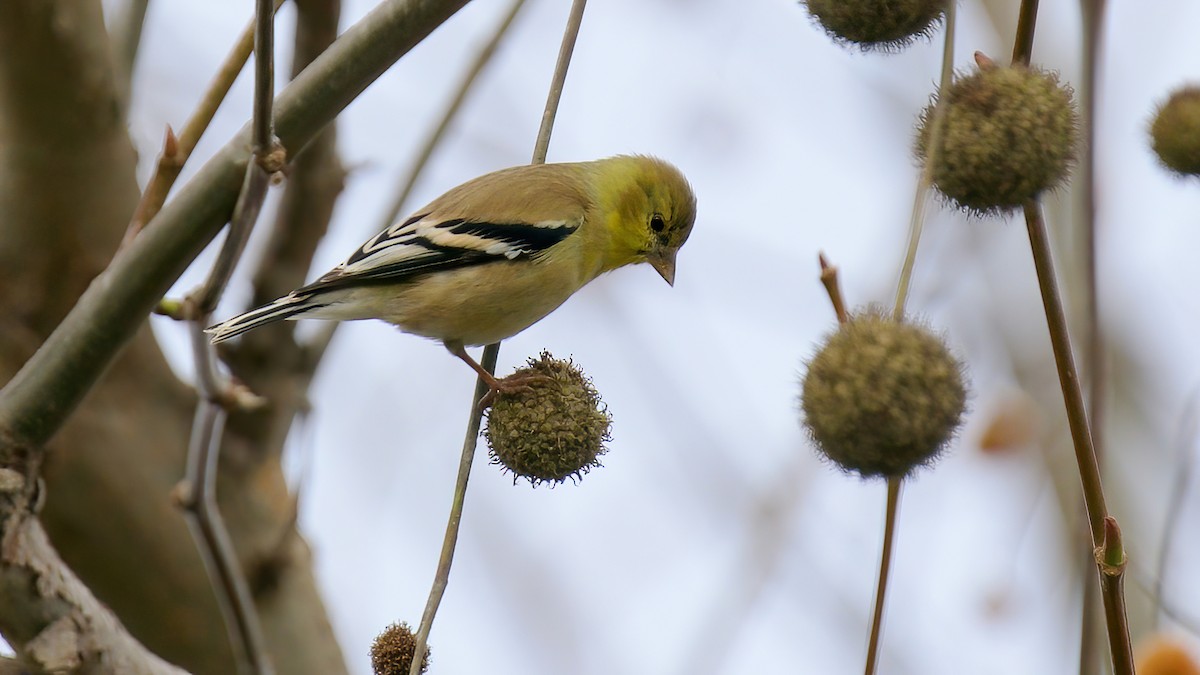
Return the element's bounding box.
[444,342,551,407]
[445,342,506,390]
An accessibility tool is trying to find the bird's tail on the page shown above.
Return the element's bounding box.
[206,293,329,344]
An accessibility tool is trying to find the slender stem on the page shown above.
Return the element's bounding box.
[180,159,273,675]
[875,17,953,670]
[379,0,528,227]
[193,0,278,316]
[1024,205,1106,551]
[893,3,955,320]
[531,0,587,164]
[196,165,271,314]
[1076,3,1106,673]
[124,0,286,246]
[819,253,905,675]
[181,326,272,675]
[1098,518,1134,674]
[408,347,496,675]
[818,253,848,324]
[179,161,273,675]
[408,3,588,672]
[1023,202,1132,675]
[176,3,280,672]
[1010,0,1039,66]
[253,0,276,152]
[864,478,902,675]
[1079,0,1106,458]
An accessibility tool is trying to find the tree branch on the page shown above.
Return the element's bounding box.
[222,0,347,461]
[0,493,187,674]
[0,0,474,451]
[0,0,471,669]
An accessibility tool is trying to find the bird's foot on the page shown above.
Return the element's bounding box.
[478,373,554,409]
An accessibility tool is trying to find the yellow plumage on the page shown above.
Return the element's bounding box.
[207,155,696,392]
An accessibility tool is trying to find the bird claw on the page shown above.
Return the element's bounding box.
[478,373,554,409]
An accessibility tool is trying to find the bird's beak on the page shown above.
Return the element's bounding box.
[649,250,677,286]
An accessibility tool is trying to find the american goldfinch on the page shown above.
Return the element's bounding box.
[207,155,697,393]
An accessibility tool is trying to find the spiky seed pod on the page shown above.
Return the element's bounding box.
[370,622,430,675]
[485,352,611,486]
[1151,86,1200,176]
[803,0,947,52]
[801,309,967,478]
[916,63,1079,216]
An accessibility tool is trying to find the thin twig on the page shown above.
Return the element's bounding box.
[1098,518,1133,672]
[218,0,346,478]
[379,0,529,226]
[0,0,475,454]
[122,0,286,247]
[180,155,274,675]
[1078,0,1107,467]
[180,324,271,675]
[893,2,955,319]
[409,2,589,673]
[195,168,272,315]
[818,253,848,324]
[1023,202,1132,675]
[1007,8,1131,669]
[1010,0,1039,66]
[1077,3,1107,673]
[1023,202,1106,542]
[871,14,955,673]
[864,478,902,675]
[530,0,587,164]
[305,0,528,363]
[253,0,276,153]
[177,2,279,672]
[408,348,496,675]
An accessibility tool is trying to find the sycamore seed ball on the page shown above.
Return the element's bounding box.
[916,63,1079,215]
[1150,86,1200,176]
[485,352,611,487]
[801,310,967,478]
[804,0,947,51]
[370,622,429,675]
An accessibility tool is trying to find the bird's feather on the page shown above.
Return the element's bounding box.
[298,214,582,293]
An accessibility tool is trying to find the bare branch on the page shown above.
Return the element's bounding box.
[180,166,275,675]
[124,0,286,246]
[0,0,475,452]
[0,501,187,674]
[222,0,348,460]
[0,2,472,670]
[410,2,588,672]
[175,2,283,670]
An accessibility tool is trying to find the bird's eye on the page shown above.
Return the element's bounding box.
[650,213,666,233]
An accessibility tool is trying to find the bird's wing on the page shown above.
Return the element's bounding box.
[298,213,582,293]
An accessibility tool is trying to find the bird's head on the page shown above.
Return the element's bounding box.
[604,156,697,286]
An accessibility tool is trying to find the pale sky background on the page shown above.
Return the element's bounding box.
[59,0,1200,672]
